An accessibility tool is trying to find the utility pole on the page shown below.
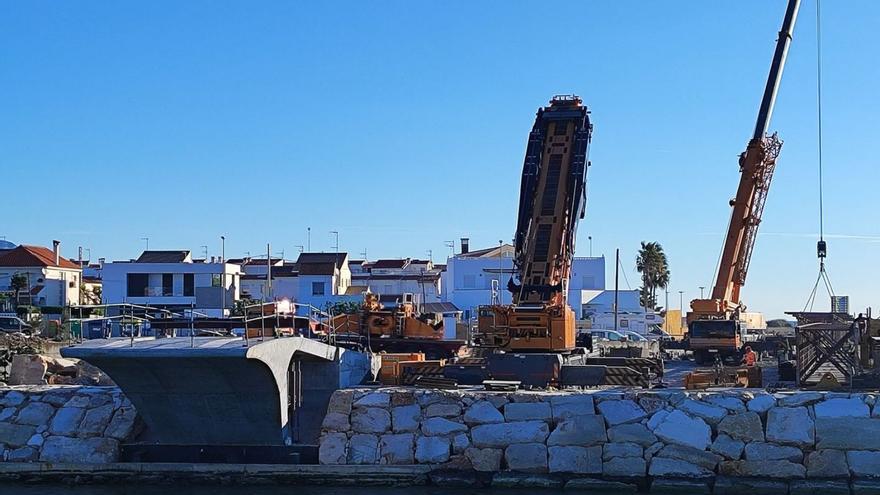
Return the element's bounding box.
[307,227,311,252]
[588,236,593,257]
[266,243,272,301]
[498,240,503,304]
[679,291,684,313]
[220,236,226,317]
[614,249,620,334]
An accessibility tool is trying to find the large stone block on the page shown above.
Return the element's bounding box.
[603,442,642,460]
[504,402,551,422]
[547,415,606,447]
[464,401,504,425]
[719,460,806,479]
[39,436,119,464]
[549,445,601,474]
[415,436,450,464]
[505,443,548,473]
[353,392,390,408]
[806,449,849,479]
[321,412,350,432]
[472,421,549,448]
[647,409,670,431]
[710,434,744,460]
[379,433,414,464]
[0,390,26,407]
[679,399,728,425]
[597,399,647,426]
[549,394,595,422]
[452,433,469,454]
[79,404,115,437]
[318,432,347,464]
[766,407,814,448]
[326,390,354,415]
[705,396,747,413]
[815,397,870,418]
[607,422,657,447]
[465,447,502,472]
[653,410,711,450]
[603,456,646,477]
[348,433,379,464]
[0,422,35,447]
[351,407,391,434]
[104,406,137,440]
[391,404,420,433]
[421,417,467,436]
[649,457,712,478]
[777,392,824,407]
[426,403,462,418]
[744,442,803,463]
[14,402,55,426]
[48,406,85,436]
[816,417,880,450]
[747,394,776,414]
[657,444,722,471]
[848,450,880,478]
[8,354,47,385]
[717,411,764,442]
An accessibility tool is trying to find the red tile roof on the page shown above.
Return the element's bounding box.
[0,245,80,269]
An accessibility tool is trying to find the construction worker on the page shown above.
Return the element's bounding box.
[742,346,757,367]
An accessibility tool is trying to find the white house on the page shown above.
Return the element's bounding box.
[0,242,82,308]
[293,252,358,310]
[441,241,605,321]
[101,250,241,317]
[351,258,442,306]
[240,263,299,302]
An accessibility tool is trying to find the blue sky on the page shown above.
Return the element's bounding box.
[2,1,878,318]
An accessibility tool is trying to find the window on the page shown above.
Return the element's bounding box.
[162,273,173,296]
[312,282,325,296]
[620,319,629,328]
[184,274,195,297]
[212,274,222,287]
[463,275,476,289]
[127,274,148,297]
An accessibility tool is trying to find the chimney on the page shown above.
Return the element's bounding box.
[210,256,215,263]
[52,240,60,266]
[460,238,469,255]
[98,257,105,269]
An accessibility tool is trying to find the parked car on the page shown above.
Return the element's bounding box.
[589,329,626,342]
[0,316,35,335]
[620,330,648,342]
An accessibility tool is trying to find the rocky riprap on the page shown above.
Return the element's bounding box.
[0,386,138,463]
[320,387,880,491]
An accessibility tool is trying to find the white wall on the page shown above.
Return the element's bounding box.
[102,261,240,310]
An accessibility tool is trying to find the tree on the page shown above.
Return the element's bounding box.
[636,241,671,311]
[10,273,27,304]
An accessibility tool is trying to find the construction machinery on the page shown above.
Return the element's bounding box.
[687,0,800,365]
[474,95,591,353]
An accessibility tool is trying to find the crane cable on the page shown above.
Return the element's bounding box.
[803,0,836,312]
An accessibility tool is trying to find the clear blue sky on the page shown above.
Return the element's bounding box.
[2,1,878,319]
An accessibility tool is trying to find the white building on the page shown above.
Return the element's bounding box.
[351,258,442,306]
[293,252,358,310]
[101,250,241,317]
[0,242,82,308]
[441,242,605,321]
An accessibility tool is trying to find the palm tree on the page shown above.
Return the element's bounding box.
[636,242,670,310]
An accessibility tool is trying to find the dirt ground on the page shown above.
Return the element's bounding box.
[662,355,781,389]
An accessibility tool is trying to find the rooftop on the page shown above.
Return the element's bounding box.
[0,245,80,269]
[136,250,192,263]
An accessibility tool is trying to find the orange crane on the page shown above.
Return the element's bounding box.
[475,95,592,353]
[687,0,800,364]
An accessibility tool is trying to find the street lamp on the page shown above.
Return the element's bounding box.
[588,236,592,257]
[679,291,684,312]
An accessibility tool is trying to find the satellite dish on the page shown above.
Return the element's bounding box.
[0,240,16,249]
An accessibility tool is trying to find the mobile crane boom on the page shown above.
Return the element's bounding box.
[476,95,592,352]
[688,0,800,362]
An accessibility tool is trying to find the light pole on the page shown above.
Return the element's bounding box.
[679,291,684,313]
[330,231,339,255]
[307,227,311,252]
[588,236,592,257]
[699,286,706,298]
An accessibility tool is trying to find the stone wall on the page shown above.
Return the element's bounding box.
[319,387,880,491]
[0,386,138,463]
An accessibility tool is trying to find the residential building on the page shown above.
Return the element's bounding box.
[101,250,241,317]
[580,289,664,335]
[293,252,356,310]
[240,263,299,302]
[0,242,82,308]
[441,241,605,321]
[350,258,442,306]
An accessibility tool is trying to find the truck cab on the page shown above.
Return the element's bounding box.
[687,319,744,365]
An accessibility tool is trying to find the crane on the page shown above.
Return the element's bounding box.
[475,95,592,352]
[687,0,801,364]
